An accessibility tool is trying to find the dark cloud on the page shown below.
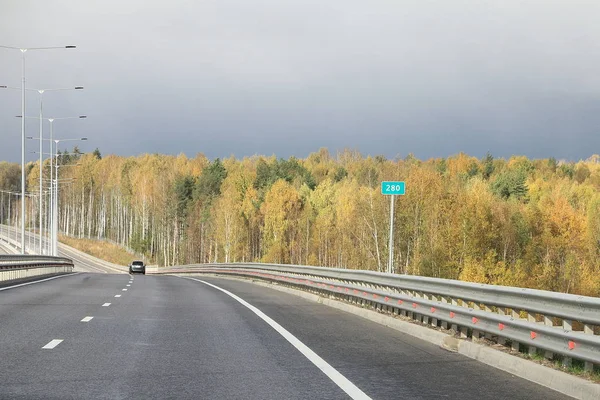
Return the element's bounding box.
[1,0,599,163]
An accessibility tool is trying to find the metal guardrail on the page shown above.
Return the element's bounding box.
[157,263,600,371]
[0,255,74,270]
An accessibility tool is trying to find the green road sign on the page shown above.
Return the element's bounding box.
[381,181,406,195]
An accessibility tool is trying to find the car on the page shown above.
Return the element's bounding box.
[129,260,146,274]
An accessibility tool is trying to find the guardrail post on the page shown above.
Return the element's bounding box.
[482,305,493,339]
[584,324,594,372]
[511,340,520,352]
[440,297,449,329]
[528,345,537,356]
[527,312,537,355]
[496,307,507,345]
[543,316,554,359]
[450,298,458,332]
[561,319,573,367]
[422,294,429,325]
[430,296,438,327]
[459,299,469,338]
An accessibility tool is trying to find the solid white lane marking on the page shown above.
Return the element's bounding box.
[115,294,121,298]
[81,316,94,322]
[185,277,372,400]
[42,339,63,349]
[102,303,111,307]
[122,288,127,291]
[0,272,80,292]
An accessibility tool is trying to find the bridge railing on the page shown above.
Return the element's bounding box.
[156,263,600,372]
[0,255,74,282]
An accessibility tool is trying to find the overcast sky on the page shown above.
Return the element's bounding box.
[1,0,599,163]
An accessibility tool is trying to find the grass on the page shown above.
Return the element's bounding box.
[519,349,600,383]
[59,235,142,266]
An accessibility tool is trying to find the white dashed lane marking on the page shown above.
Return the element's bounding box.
[81,316,94,322]
[122,289,127,291]
[102,303,111,307]
[42,339,63,349]
[115,295,121,298]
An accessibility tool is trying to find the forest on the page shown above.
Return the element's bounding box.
[1,149,599,296]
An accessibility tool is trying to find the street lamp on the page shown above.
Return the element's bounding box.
[53,137,87,256]
[18,115,86,253]
[0,44,76,254]
[2,85,83,253]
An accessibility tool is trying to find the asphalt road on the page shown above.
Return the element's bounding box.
[0,272,568,400]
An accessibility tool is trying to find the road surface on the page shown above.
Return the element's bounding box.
[0,271,568,399]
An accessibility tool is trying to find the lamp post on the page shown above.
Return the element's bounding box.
[19,115,86,253]
[30,149,81,254]
[53,137,87,255]
[0,44,76,254]
[2,85,83,253]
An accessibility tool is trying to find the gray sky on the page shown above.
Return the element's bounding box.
[1,0,599,163]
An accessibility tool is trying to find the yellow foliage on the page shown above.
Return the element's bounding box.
[261,180,301,263]
[459,256,488,284]
[6,149,594,296]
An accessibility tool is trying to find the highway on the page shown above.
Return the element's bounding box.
[0,269,568,399]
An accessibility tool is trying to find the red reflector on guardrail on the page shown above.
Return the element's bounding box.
[412,303,417,308]
[498,323,505,330]
[431,307,436,313]
[397,300,403,305]
[472,317,478,324]
[385,297,390,302]
[569,341,576,350]
[450,312,455,318]
[530,331,537,339]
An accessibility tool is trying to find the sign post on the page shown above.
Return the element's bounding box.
[381,181,406,274]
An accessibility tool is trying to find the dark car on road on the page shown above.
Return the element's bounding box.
[129,260,146,274]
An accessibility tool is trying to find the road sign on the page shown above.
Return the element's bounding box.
[381,181,406,274]
[381,181,406,196]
